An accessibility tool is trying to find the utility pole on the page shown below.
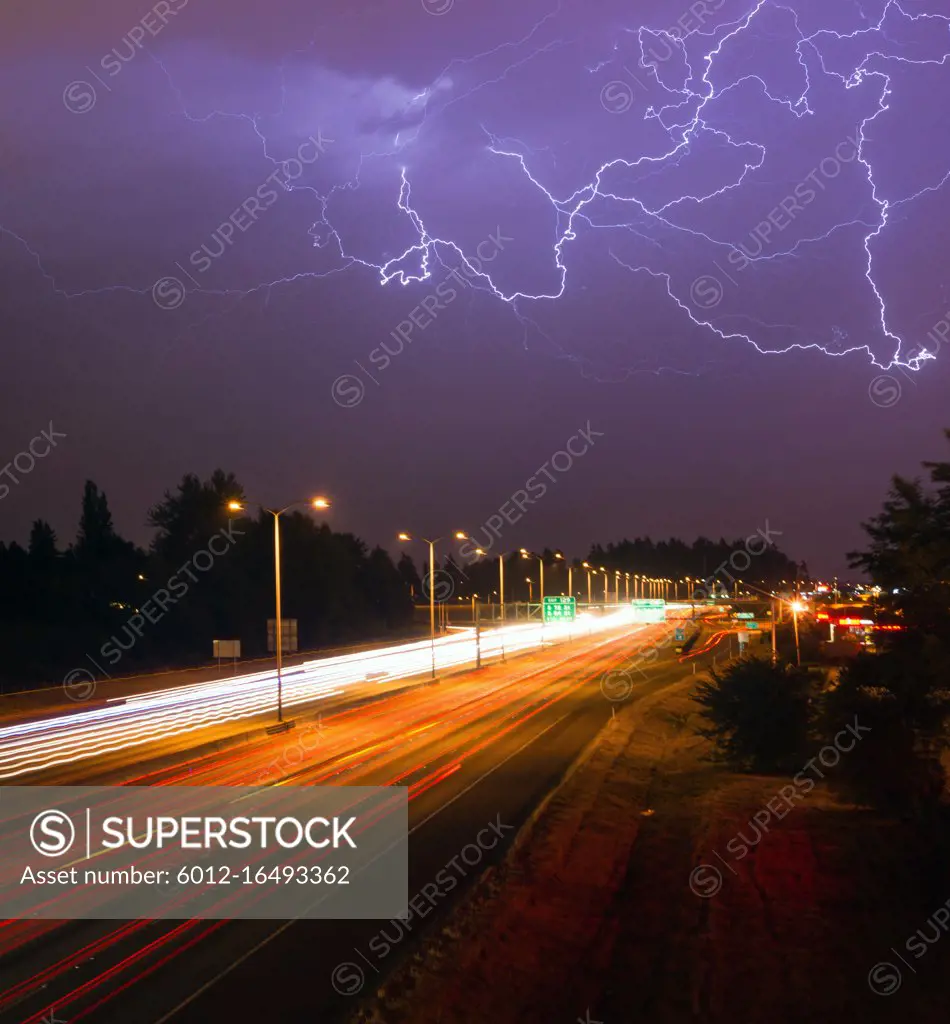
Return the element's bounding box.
[429,541,436,678]
[475,600,482,669]
[273,513,284,723]
[792,602,801,667]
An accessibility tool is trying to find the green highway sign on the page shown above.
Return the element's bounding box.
[735,612,755,619]
[543,596,576,622]
[631,598,666,623]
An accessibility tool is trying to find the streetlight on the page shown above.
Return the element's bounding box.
[624,572,630,602]
[614,569,621,604]
[790,600,805,666]
[473,547,507,622]
[582,562,592,605]
[227,495,331,725]
[525,576,534,602]
[600,566,608,604]
[398,530,468,680]
[554,551,565,594]
[520,549,544,604]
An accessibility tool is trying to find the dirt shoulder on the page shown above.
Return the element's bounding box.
[349,668,950,1024]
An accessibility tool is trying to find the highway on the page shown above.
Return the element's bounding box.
[0,608,713,1024]
[0,610,645,782]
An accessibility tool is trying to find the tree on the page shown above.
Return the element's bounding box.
[28,519,58,564]
[148,470,243,566]
[397,552,422,599]
[821,649,950,820]
[693,659,816,773]
[835,429,950,818]
[848,430,950,635]
[71,481,143,616]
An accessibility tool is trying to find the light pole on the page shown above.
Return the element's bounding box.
[600,567,608,604]
[614,570,621,603]
[227,495,331,725]
[474,547,507,624]
[624,572,630,602]
[520,549,544,604]
[398,530,467,680]
[582,562,592,605]
[791,600,804,667]
[526,576,533,603]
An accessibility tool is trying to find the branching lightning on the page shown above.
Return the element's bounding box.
[3,0,950,373]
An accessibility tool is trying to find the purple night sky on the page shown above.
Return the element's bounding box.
[1,0,949,577]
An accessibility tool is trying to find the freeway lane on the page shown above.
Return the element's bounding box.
[0,610,640,783]
[160,623,711,1024]
[0,618,708,1024]
[0,619,662,1024]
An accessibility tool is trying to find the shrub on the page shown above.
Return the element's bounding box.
[692,657,815,773]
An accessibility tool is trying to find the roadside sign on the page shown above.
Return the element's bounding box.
[735,612,755,619]
[543,596,576,622]
[213,639,241,659]
[746,622,760,630]
[674,627,685,642]
[631,598,666,623]
[738,631,749,644]
[267,618,298,653]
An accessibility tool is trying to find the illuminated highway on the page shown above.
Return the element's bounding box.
[0,610,641,782]
[0,609,710,1024]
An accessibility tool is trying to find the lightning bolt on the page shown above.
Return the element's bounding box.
[3,0,949,376]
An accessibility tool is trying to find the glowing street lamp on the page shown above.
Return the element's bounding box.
[790,599,806,666]
[520,549,544,604]
[554,551,567,595]
[227,495,331,725]
[582,562,592,605]
[398,531,468,679]
[472,547,507,622]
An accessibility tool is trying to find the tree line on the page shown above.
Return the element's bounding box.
[0,468,804,690]
[0,471,421,690]
[440,536,802,602]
